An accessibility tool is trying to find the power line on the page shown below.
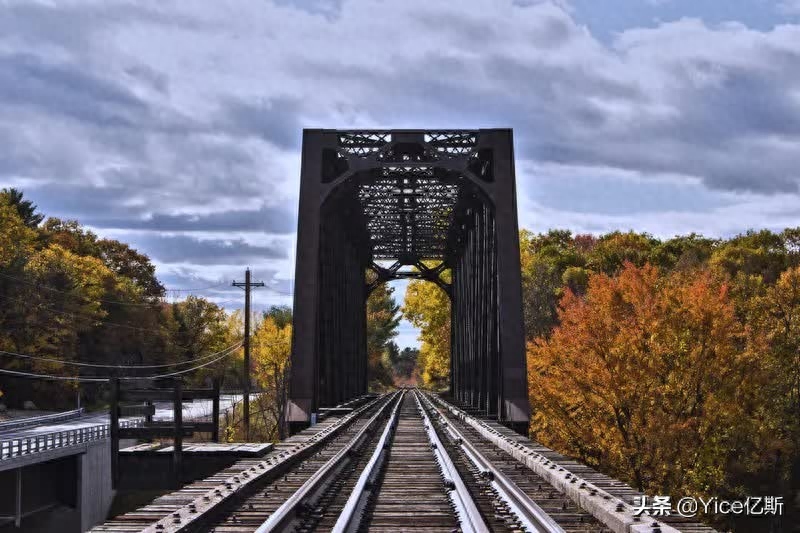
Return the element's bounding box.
[0,367,107,382]
[135,345,240,380]
[262,285,293,297]
[0,341,242,382]
[0,339,243,369]
[209,299,240,308]
[164,283,228,292]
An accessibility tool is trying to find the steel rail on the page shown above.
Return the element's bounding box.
[419,392,566,533]
[413,389,488,533]
[330,389,406,533]
[138,394,386,533]
[255,391,401,533]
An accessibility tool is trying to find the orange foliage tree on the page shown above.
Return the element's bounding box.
[527,262,765,497]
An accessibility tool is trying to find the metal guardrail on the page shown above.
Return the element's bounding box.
[0,419,141,461]
[0,408,85,432]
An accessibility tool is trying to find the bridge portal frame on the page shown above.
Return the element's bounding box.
[288,129,529,433]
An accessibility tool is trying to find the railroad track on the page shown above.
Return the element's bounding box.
[91,394,393,533]
[93,389,716,533]
[428,394,719,533]
[332,389,476,532]
[230,389,611,532]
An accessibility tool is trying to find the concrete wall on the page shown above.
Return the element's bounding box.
[78,441,115,532]
[0,440,116,532]
[117,452,238,490]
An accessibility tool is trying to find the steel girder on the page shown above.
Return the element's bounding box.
[287,129,529,433]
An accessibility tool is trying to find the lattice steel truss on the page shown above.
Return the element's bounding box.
[358,168,458,259]
[288,129,529,433]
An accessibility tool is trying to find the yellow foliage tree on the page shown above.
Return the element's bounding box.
[251,315,292,441]
[0,204,36,269]
[748,266,800,510]
[365,284,400,388]
[402,279,450,388]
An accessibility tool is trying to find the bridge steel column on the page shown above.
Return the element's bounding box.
[484,130,528,428]
[288,130,370,432]
[287,130,328,429]
[287,129,530,433]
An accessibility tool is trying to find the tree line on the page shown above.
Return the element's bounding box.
[1,188,238,408]
[0,189,406,443]
[10,182,795,527]
[523,229,800,530]
[402,228,800,530]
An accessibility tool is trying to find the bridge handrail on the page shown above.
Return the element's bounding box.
[0,418,141,461]
[0,408,85,432]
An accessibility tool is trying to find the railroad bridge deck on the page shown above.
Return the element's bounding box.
[91,391,718,533]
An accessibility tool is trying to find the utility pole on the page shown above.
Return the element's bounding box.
[233,268,264,441]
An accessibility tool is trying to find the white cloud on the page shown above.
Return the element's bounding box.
[778,0,800,15]
[1,0,800,297]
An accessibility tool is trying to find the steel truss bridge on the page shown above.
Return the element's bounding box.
[287,129,529,432]
[85,129,720,533]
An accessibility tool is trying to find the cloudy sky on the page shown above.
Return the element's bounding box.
[2,0,800,348]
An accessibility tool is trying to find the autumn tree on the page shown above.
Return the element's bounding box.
[521,228,800,528]
[747,266,800,522]
[218,307,291,442]
[528,263,757,500]
[392,346,419,381]
[710,229,789,284]
[585,231,659,274]
[650,233,717,271]
[251,309,292,440]
[0,204,38,399]
[170,297,230,362]
[365,284,400,389]
[3,245,122,404]
[41,218,102,257]
[0,188,44,228]
[0,189,238,409]
[519,230,593,338]
[96,239,165,298]
[402,279,450,388]
[0,203,36,270]
[264,305,292,329]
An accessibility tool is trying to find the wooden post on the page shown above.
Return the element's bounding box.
[212,379,220,443]
[243,268,251,440]
[110,378,119,489]
[14,468,22,527]
[173,378,183,489]
[233,269,264,441]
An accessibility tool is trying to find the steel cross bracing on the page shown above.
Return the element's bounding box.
[288,129,529,433]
